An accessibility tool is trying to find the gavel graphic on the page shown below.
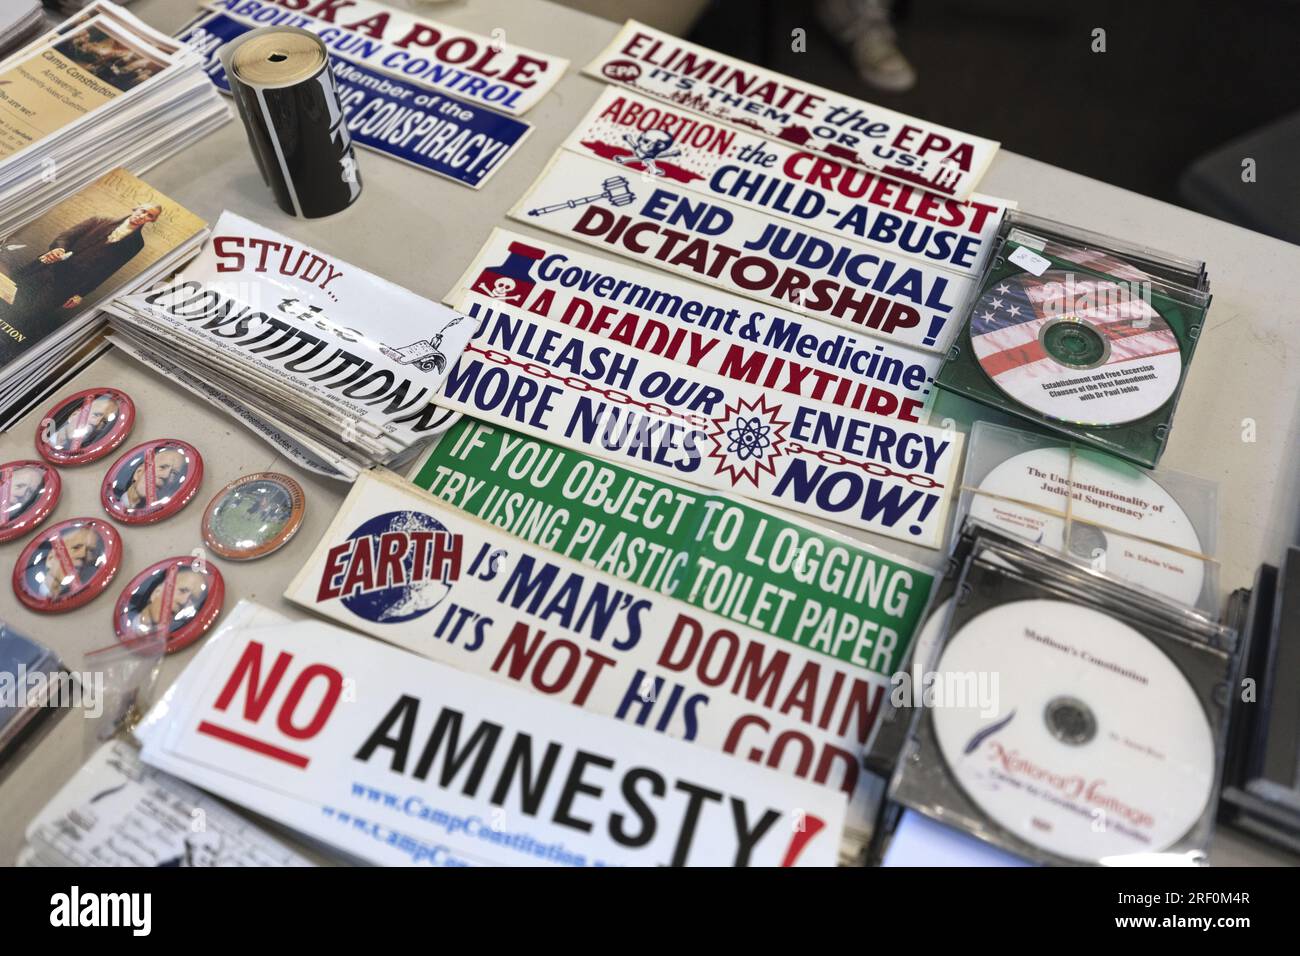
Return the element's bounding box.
[527,176,635,216]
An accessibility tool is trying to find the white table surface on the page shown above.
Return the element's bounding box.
[1,0,1295,867]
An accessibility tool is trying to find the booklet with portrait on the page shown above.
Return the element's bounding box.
[0,166,207,416]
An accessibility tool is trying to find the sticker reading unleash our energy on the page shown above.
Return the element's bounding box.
[440,300,963,548]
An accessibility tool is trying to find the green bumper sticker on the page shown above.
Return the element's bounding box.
[413,418,936,675]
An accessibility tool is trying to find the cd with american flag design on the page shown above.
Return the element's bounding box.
[971,270,1182,426]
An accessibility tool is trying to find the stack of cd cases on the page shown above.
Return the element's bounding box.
[1219,548,1300,854]
[935,211,1212,468]
[879,521,1237,866]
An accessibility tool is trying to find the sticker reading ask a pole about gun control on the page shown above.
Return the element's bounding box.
[101,440,204,525]
[13,517,122,613]
[0,460,60,544]
[114,556,226,654]
[36,388,136,466]
[202,473,306,561]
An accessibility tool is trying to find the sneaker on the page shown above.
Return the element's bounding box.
[816,0,918,93]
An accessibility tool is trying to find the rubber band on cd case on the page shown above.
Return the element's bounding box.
[956,485,1218,566]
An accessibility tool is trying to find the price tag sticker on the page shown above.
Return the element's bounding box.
[1008,245,1052,277]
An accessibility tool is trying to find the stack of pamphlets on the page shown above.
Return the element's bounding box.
[0,1,227,235]
[0,167,208,425]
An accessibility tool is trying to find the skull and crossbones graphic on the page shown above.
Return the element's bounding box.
[486,277,516,299]
[615,129,681,176]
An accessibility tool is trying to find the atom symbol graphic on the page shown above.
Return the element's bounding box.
[706,395,791,486]
[725,416,772,462]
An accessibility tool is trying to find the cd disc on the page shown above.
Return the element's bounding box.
[969,270,1181,425]
[969,447,1205,604]
[932,599,1215,863]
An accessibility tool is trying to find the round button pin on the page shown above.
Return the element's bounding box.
[113,556,225,654]
[13,517,122,613]
[201,472,306,561]
[0,460,61,544]
[36,388,136,466]
[101,439,203,525]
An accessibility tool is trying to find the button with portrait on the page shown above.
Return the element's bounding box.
[113,555,225,654]
[100,439,203,525]
[35,387,136,466]
[0,460,61,544]
[202,472,306,561]
[12,517,122,613]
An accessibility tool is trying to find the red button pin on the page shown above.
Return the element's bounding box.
[0,460,60,544]
[113,555,225,654]
[101,439,203,525]
[36,388,136,466]
[13,517,122,613]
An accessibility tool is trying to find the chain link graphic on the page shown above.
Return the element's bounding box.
[466,344,946,489]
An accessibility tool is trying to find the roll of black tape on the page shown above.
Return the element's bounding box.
[221,27,362,218]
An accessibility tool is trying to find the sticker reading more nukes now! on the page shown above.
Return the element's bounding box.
[510,151,974,353]
[413,418,936,667]
[284,470,885,853]
[584,21,998,200]
[140,606,846,867]
[181,12,531,189]
[203,0,568,116]
[440,299,963,548]
[565,87,1014,277]
[448,229,941,424]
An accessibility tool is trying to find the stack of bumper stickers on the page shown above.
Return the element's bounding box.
[19,740,312,867]
[104,211,475,479]
[0,1,228,235]
[136,600,846,867]
[584,21,998,200]
[0,168,208,425]
[178,0,569,189]
[514,23,1010,359]
[283,468,929,861]
[1220,546,1300,854]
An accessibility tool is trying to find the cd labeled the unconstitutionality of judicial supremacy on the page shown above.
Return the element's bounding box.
[954,420,1219,612]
